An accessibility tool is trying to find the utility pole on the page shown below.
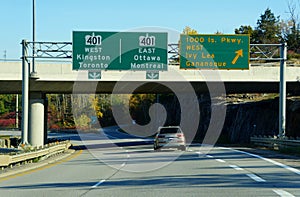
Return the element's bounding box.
[31,0,38,78]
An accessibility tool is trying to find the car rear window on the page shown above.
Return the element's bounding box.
[159,128,180,134]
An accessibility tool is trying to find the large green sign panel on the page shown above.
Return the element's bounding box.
[73,31,168,71]
[180,34,249,69]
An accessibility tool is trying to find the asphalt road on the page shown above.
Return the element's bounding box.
[0,127,300,197]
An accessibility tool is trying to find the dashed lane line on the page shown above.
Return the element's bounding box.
[273,189,295,197]
[246,173,266,182]
[215,159,226,163]
[229,165,244,171]
[196,148,297,197]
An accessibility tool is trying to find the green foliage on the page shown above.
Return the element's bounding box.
[0,95,18,116]
[75,114,91,130]
[282,19,300,52]
[254,8,282,44]
[47,94,75,130]
[129,94,156,125]
[234,25,256,43]
[0,94,20,129]
[234,8,300,55]
[235,8,282,44]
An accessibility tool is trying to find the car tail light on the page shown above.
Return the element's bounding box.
[177,134,184,138]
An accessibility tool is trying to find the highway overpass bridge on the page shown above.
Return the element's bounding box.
[1,61,300,147]
[0,61,300,94]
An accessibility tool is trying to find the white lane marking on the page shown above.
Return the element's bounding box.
[229,165,244,171]
[215,159,226,163]
[121,163,126,167]
[219,147,300,176]
[92,179,106,188]
[246,173,266,182]
[196,151,214,158]
[126,150,130,158]
[197,152,226,164]
[273,189,295,197]
[262,158,300,175]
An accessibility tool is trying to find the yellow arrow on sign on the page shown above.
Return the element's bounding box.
[232,49,243,65]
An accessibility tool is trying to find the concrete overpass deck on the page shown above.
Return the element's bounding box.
[0,61,300,94]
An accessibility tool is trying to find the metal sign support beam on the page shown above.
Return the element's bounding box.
[20,41,72,146]
[21,40,29,144]
[279,43,287,138]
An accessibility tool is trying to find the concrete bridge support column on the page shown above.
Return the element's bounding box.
[29,92,45,146]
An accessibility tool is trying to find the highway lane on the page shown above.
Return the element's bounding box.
[0,127,299,196]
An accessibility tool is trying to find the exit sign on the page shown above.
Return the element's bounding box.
[180,34,249,69]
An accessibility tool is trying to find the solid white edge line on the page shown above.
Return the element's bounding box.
[246,173,266,182]
[92,179,106,188]
[219,147,300,176]
[273,189,295,197]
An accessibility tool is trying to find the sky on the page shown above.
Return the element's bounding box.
[0,0,296,59]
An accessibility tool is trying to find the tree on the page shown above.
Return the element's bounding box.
[283,0,300,52]
[182,26,198,35]
[0,95,15,115]
[281,19,300,51]
[254,8,282,43]
[129,94,155,125]
[234,25,256,43]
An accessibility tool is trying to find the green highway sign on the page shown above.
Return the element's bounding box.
[146,71,159,80]
[180,34,249,69]
[88,71,101,80]
[73,31,168,71]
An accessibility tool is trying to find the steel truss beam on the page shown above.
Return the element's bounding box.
[23,42,285,62]
[25,41,72,59]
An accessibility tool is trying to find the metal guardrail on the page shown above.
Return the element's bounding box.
[0,141,71,168]
[250,136,300,150]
